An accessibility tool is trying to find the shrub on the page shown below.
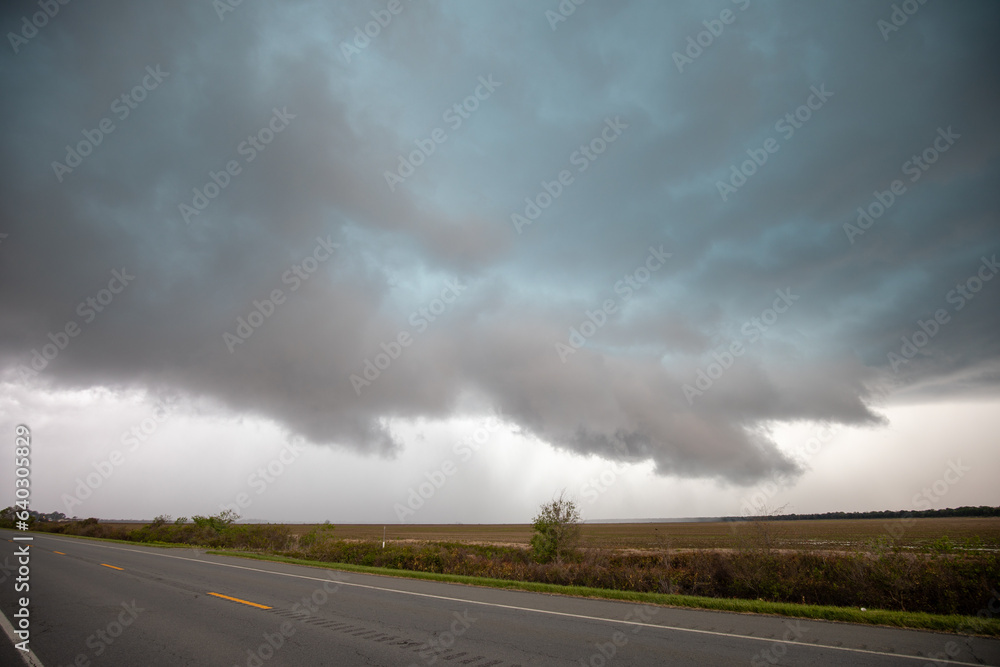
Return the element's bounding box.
[26,514,999,616]
[530,491,581,564]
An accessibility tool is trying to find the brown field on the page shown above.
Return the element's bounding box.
[41,516,1000,616]
[284,517,1000,552]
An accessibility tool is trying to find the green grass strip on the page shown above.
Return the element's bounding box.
[28,531,1000,637]
[204,549,1000,637]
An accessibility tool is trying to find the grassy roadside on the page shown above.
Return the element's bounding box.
[205,548,1000,637]
[21,528,999,637]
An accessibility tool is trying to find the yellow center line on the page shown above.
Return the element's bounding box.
[54,550,66,555]
[207,592,272,610]
[101,563,124,570]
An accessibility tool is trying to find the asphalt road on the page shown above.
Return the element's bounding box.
[1,530,998,666]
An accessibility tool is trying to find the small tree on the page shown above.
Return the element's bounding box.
[733,502,787,555]
[192,509,239,533]
[530,491,581,564]
[731,502,788,600]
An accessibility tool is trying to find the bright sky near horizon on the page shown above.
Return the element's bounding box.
[1,1,998,523]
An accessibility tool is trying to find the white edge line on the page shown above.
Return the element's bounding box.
[0,608,46,667]
[18,532,991,667]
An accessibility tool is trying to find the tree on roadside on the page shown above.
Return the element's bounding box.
[733,502,788,555]
[731,502,789,599]
[530,491,581,564]
[191,509,239,533]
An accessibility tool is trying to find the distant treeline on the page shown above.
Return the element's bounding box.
[724,506,1000,522]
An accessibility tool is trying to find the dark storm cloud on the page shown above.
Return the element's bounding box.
[1,0,997,484]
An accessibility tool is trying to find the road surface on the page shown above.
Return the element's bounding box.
[1,530,998,666]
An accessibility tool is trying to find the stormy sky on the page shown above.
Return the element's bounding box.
[1,0,998,523]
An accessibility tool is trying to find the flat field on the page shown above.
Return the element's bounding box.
[285,517,1000,552]
[49,516,1000,617]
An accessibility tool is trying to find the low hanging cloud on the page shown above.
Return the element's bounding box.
[1,0,998,485]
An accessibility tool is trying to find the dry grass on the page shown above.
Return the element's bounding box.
[287,517,1000,552]
[37,516,998,619]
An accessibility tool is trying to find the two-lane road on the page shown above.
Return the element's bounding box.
[2,530,998,666]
